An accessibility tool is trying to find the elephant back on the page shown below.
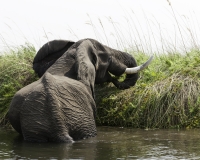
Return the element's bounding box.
[33,40,75,77]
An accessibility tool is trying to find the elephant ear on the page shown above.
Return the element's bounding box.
[33,40,75,77]
[75,39,98,98]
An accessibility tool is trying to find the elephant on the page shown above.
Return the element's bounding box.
[8,38,153,143]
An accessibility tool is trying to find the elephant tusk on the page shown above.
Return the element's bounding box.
[125,56,154,74]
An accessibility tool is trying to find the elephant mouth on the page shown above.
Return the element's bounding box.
[111,56,154,89]
[124,56,154,74]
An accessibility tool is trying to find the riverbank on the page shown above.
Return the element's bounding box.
[1,44,200,129]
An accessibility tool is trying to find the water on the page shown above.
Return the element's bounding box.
[1,127,200,160]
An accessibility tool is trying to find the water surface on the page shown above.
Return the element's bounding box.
[1,127,200,159]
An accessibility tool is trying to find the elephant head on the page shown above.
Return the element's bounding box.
[33,38,153,90]
[8,38,153,143]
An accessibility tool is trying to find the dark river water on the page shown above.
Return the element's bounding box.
[1,127,200,160]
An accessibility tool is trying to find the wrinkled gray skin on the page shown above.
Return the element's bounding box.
[8,39,140,143]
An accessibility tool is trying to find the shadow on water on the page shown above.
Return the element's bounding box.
[1,127,200,159]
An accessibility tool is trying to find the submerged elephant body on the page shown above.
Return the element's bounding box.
[9,72,96,142]
[8,38,153,142]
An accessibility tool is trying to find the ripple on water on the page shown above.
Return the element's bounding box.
[1,127,200,159]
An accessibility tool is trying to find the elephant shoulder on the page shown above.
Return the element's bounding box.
[13,80,40,100]
[9,80,42,113]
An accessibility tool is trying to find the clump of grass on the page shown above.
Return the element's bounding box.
[96,50,200,129]
[137,74,200,128]
[0,43,38,126]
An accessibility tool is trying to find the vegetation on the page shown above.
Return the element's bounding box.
[95,50,200,129]
[0,44,38,127]
[1,44,200,129]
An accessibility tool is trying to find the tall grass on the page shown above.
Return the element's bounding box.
[0,44,38,126]
[88,2,200,129]
[96,50,200,129]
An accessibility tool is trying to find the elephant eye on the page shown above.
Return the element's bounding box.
[108,56,112,62]
[98,52,110,63]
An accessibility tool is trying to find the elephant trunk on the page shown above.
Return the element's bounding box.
[110,54,153,89]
